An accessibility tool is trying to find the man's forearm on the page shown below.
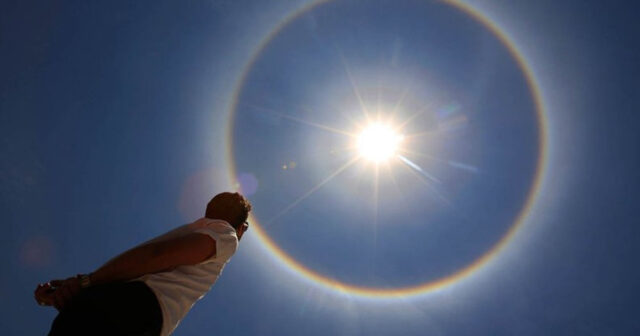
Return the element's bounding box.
[88,243,169,286]
[87,233,216,286]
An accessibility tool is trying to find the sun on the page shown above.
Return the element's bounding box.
[356,123,404,162]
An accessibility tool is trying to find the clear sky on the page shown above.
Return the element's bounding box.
[1,0,639,335]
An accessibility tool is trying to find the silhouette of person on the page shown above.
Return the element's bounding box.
[35,192,251,336]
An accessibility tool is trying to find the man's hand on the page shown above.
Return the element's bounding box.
[34,277,83,311]
[34,282,56,307]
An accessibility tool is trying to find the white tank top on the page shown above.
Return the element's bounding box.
[134,218,238,336]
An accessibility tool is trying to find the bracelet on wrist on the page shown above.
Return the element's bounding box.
[77,273,92,288]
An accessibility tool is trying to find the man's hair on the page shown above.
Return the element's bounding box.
[205,192,252,230]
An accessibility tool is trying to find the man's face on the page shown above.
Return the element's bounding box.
[237,221,249,241]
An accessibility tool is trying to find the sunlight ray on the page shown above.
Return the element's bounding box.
[447,161,480,174]
[398,157,452,207]
[381,161,416,222]
[337,49,371,122]
[389,83,414,122]
[372,163,380,245]
[301,102,361,132]
[382,161,401,196]
[265,156,361,226]
[376,78,382,119]
[397,148,479,174]
[280,113,357,138]
[398,155,441,184]
[402,130,436,139]
[329,145,358,156]
[241,101,356,138]
[370,163,380,277]
[396,101,435,132]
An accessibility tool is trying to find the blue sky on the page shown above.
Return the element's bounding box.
[1,0,639,335]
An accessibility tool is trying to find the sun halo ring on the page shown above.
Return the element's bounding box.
[225,0,549,300]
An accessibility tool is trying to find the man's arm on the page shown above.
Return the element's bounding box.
[89,232,217,285]
[35,233,216,310]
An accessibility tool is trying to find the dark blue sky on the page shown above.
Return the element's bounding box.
[2,0,639,335]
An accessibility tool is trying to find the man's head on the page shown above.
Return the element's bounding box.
[205,192,252,240]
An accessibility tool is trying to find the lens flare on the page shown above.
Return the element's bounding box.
[357,123,403,162]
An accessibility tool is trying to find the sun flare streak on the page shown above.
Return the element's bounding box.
[398,156,451,206]
[266,156,361,226]
[398,148,479,174]
[338,50,371,122]
[398,155,441,184]
[242,101,355,137]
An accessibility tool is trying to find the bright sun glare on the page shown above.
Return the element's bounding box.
[357,123,404,162]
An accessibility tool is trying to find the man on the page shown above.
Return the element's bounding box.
[34,192,252,336]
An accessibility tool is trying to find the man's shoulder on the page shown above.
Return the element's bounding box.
[190,218,238,262]
[191,218,236,238]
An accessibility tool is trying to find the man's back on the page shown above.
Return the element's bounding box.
[137,218,238,335]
